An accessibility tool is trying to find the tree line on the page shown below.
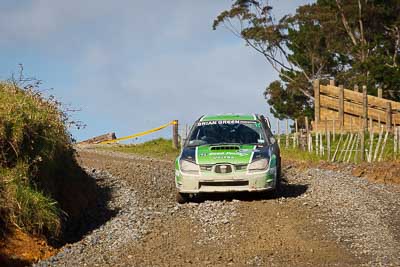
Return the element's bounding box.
[213,0,400,121]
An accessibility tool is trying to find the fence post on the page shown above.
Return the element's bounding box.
[314,79,320,129]
[378,87,383,98]
[394,127,398,157]
[354,84,359,92]
[305,116,309,133]
[172,120,179,149]
[332,119,336,142]
[369,117,373,134]
[386,102,392,132]
[286,119,289,148]
[360,131,365,162]
[327,131,331,161]
[362,85,368,131]
[329,79,335,86]
[339,84,344,129]
[277,119,281,145]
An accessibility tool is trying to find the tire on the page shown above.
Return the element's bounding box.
[176,191,189,204]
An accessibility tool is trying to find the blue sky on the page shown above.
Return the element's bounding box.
[0,0,313,142]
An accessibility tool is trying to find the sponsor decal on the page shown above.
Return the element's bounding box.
[212,156,234,160]
[197,120,257,126]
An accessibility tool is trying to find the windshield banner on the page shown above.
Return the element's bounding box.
[197,120,256,126]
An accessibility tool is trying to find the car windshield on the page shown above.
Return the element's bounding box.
[187,120,266,146]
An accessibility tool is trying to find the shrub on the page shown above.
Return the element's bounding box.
[0,81,95,239]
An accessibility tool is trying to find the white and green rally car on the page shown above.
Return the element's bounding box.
[175,114,281,203]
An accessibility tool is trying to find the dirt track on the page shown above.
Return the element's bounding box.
[36,149,400,267]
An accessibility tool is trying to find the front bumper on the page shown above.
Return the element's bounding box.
[175,169,276,193]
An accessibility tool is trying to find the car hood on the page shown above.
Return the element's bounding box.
[181,144,270,165]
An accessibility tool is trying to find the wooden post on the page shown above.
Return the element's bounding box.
[286,119,289,148]
[320,132,324,156]
[354,84,359,92]
[373,126,384,162]
[354,131,361,162]
[368,130,374,162]
[172,120,179,149]
[277,119,281,145]
[386,102,392,132]
[305,117,309,133]
[378,87,383,98]
[394,126,398,157]
[339,84,344,129]
[332,119,336,142]
[327,131,331,161]
[329,79,335,86]
[369,117,373,134]
[360,131,365,162]
[314,79,320,127]
[362,85,368,131]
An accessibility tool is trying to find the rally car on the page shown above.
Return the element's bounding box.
[175,114,281,203]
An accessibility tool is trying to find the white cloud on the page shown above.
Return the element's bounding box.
[0,0,311,140]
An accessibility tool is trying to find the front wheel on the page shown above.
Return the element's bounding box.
[176,191,189,204]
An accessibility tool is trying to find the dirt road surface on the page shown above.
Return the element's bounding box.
[35,149,400,266]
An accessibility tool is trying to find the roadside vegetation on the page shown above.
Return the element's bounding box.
[214,1,400,123]
[279,133,399,164]
[0,79,96,241]
[100,138,180,161]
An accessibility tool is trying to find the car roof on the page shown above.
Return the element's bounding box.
[199,114,259,122]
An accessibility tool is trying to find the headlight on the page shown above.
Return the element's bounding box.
[248,158,269,172]
[180,160,200,174]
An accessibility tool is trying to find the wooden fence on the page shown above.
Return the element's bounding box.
[313,79,400,133]
[273,79,400,162]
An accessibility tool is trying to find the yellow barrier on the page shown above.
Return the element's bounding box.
[100,121,177,144]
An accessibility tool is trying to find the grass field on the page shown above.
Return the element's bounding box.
[278,132,399,163]
[100,138,180,161]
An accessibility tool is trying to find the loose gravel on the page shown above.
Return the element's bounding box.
[35,169,147,267]
[287,166,400,266]
[34,149,400,266]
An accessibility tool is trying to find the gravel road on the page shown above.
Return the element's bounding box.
[35,149,400,266]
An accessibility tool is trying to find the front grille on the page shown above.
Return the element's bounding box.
[215,165,233,173]
[199,181,249,187]
[210,146,240,151]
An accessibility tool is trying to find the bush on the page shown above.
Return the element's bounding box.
[0,81,95,239]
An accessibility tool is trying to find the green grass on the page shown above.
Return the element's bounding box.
[100,138,180,160]
[280,146,323,163]
[0,81,79,238]
[278,132,398,164]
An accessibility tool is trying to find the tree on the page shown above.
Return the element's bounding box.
[213,0,400,120]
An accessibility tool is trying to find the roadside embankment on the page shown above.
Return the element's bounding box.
[0,81,98,266]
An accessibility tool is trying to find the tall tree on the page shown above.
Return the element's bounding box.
[213,0,400,120]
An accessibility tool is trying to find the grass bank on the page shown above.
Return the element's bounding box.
[99,138,180,161]
[0,81,97,243]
